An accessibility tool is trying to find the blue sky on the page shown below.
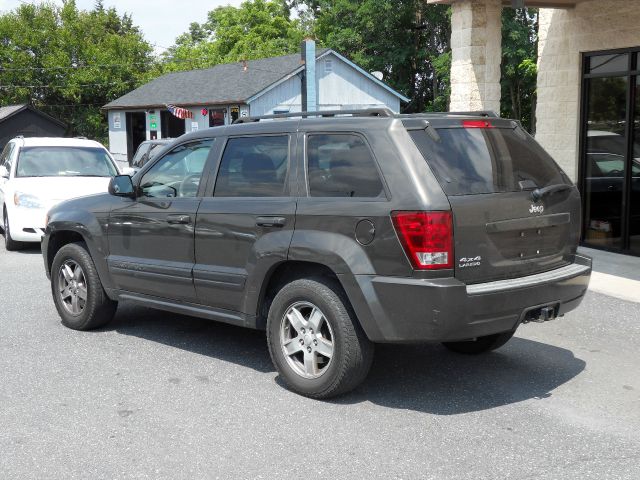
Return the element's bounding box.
[0,0,245,52]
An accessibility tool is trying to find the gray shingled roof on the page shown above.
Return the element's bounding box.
[0,103,66,127]
[104,50,329,110]
[0,104,28,121]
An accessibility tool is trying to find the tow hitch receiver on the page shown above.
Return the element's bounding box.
[523,305,559,324]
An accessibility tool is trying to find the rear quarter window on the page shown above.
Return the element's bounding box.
[409,126,569,196]
[307,133,385,198]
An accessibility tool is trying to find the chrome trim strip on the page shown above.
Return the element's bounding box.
[466,263,591,295]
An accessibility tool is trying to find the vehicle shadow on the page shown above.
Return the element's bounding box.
[107,302,586,415]
[12,244,42,255]
[333,339,586,414]
[106,302,274,373]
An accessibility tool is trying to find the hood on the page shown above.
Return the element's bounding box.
[11,176,112,209]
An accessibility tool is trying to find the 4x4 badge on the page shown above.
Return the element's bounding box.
[459,256,482,268]
[529,204,544,214]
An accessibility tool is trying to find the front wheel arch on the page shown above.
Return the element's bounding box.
[46,230,85,275]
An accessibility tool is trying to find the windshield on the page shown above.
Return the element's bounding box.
[132,143,150,167]
[148,143,165,159]
[409,126,570,196]
[16,146,118,178]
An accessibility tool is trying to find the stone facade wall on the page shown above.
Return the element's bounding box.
[450,0,502,113]
[536,0,640,180]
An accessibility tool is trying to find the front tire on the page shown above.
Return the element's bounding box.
[51,242,117,330]
[442,331,515,354]
[267,277,374,399]
[3,209,22,251]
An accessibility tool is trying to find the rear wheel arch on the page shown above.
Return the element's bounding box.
[253,261,356,330]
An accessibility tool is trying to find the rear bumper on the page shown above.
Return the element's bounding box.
[341,254,592,343]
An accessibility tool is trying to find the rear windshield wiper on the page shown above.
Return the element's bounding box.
[531,184,572,202]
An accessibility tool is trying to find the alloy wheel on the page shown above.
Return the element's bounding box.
[280,301,334,379]
[58,259,88,315]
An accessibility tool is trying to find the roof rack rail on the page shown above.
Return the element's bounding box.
[444,111,498,118]
[400,110,499,118]
[234,107,395,124]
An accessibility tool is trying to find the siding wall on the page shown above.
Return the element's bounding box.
[249,75,302,116]
[317,53,400,112]
[536,0,640,180]
[249,53,402,115]
[107,110,128,164]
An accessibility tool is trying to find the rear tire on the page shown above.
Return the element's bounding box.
[3,209,22,251]
[51,242,117,330]
[267,277,374,399]
[442,331,515,354]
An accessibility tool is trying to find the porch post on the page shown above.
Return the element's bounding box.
[449,0,502,113]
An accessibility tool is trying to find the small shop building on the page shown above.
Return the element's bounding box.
[104,40,408,164]
[0,104,66,150]
[429,0,640,256]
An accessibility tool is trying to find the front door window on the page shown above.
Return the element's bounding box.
[140,140,213,198]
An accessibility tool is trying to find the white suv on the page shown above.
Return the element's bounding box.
[0,137,123,250]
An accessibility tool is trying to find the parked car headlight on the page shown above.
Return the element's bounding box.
[13,192,45,209]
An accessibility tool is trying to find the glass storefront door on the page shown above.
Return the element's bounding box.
[581,49,640,255]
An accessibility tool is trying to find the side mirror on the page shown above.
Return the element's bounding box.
[0,165,9,179]
[109,175,135,198]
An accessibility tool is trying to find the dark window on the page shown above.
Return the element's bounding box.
[307,134,384,198]
[410,127,568,196]
[588,53,629,74]
[214,136,289,197]
[209,109,226,127]
[140,139,213,198]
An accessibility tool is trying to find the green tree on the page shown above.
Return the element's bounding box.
[0,0,154,143]
[501,8,538,132]
[161,0,305,72]
[290,0,451,113]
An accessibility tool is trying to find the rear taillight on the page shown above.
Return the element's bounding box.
[462,120,493,128]
[391,211,453,270]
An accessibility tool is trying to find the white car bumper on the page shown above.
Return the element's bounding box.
[8,207,48,242]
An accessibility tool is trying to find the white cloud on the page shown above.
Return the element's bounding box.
[0,0,245,51]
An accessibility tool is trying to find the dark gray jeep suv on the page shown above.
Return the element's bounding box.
[42,109,592,398]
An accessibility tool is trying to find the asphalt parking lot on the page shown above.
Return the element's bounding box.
[1,242,639,480]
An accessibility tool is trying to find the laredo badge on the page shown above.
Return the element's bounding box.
[459,256,482,268]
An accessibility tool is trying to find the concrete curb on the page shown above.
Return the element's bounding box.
[588,272,640,304]
[579,247,640,304]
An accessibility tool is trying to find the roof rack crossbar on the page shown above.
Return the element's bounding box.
[234,107,395,124]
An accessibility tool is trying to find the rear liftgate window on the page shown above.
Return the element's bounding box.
[409,123,570,196]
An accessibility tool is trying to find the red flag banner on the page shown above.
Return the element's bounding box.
[166,104,193,119]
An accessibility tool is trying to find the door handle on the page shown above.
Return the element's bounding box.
[256,216,286,228]
[166,214,192,225]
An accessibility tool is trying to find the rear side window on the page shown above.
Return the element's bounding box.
[307,134,384,198]
[409,126,568,196]
[214,135,289,197]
